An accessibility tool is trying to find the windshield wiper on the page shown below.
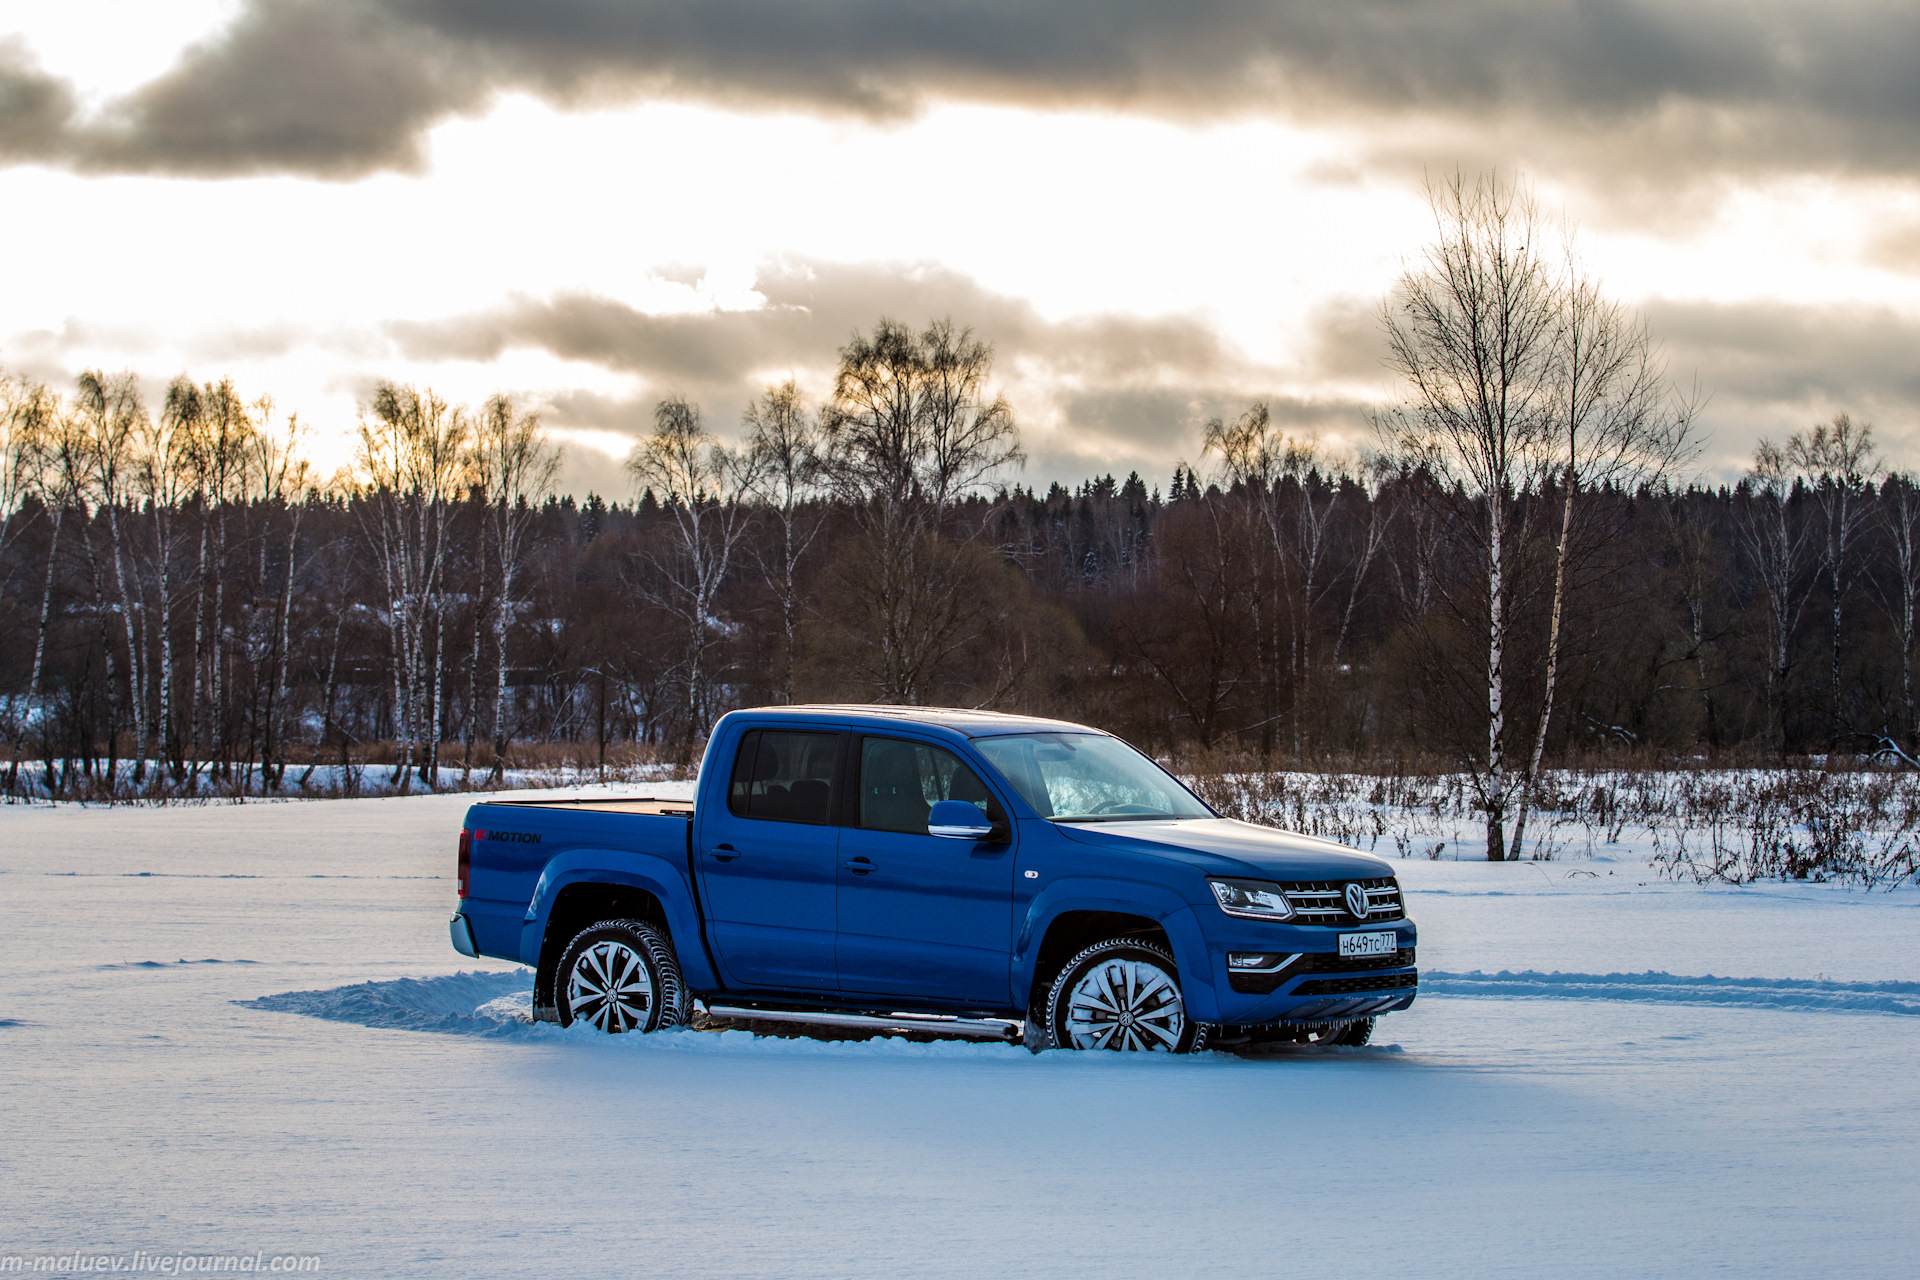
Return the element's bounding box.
[1049,814,1183,823]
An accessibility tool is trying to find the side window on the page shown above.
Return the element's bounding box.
[858,737,1002,835]
[727,730,840,824]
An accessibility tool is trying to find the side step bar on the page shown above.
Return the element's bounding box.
[704,1003,1022,1043]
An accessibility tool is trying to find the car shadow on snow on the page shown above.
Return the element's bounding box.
[233,971,1416,1059]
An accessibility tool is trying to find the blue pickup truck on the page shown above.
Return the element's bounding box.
[451,706,1416,1051]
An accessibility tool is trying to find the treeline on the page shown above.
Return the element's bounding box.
[4,173,1920,825]
[1,350,1916,804]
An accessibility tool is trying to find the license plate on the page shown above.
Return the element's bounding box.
[1338,931,1398,958]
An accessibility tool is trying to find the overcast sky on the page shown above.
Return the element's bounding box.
[2,0,1918,498]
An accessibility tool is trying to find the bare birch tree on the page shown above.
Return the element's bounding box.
[20,399,98,791]
[1,376,55,793]
[1737,440,1815,755]
[1785,414,1880,742]
[171,379,256,783]
[1660,490,1726,747]
[0,373,50,564]
[1204,404,1386,754]
[1378,172,1560,860]
[75,372,152,785]
[354,384,469,792]
[250,401,313,792]
[743,379,825,704]
[147,380,204,780]
[626,395,760,751]
[1508,268,1697,859]
[1873,473,1920,750]
[470,394,558,783]
[821,317,1023,703]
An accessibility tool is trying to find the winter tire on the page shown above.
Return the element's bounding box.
[1021,1014,1049,1054]
[1043,936,1207,1053]
[555,919,689,1034]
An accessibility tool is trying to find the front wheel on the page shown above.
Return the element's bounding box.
[555,919,689,1033]
[1044,937,1207,1053]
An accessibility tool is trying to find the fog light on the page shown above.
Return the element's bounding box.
[1228,952,1285,971]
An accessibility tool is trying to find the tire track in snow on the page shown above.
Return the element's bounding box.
[1422,970,1920,1015]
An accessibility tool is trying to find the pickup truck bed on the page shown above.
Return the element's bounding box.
[488,797,696,816]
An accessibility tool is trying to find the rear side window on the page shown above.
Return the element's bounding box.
[728,730,841,824]
[857,736,1002,835]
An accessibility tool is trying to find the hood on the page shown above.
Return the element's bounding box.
[1054,818,1394,880]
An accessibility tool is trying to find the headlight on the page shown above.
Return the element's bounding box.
[1209,878,1295,921]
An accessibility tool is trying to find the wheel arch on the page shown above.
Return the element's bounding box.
[1015,880,1219,1021]
[522,854,716,1018]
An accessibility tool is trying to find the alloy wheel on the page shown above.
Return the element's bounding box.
[564,939,656,1032]
[1062,957,1188,1051]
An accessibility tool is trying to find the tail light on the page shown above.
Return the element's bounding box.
[457,828,472,899]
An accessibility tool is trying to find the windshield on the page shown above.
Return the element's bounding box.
[972,733,1213,821]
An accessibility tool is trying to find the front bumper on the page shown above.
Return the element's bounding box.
[1200,915,1418,1025]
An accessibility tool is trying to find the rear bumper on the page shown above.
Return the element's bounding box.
[449,912,479,958]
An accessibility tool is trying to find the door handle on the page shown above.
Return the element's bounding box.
[712,843,739,862]
[844,857,876,875]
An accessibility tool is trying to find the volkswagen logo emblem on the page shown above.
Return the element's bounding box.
[1344,882,1370,918]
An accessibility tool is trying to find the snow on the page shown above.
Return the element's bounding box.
[2,791,1917,1277]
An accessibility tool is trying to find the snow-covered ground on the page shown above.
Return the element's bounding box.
[2,790,1916,1277]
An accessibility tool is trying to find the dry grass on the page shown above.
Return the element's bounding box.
[2,738,696,805]
[12,736,1918,888]
[1175,749,1920,888]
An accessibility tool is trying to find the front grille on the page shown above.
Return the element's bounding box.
[1291,972,1419,997]
[1280,877,1404,926]
[1300,947,1415,973]
[1226,948,1415,994]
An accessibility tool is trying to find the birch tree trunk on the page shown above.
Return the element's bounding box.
[105,501,147,787]
[1378,172,1559,861]
[266,506,301,791]
[1484,487,1509,861]
[8,504,62,796]
[187,514,209,787]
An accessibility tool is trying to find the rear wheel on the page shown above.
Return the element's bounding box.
[1044,937,1206,1053]
[555,919,689,1034]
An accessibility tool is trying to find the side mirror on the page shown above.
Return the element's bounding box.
[928,800,995,840]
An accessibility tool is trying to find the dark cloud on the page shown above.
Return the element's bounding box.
[1649,300,1920,474]
[11,0,1920,179]
[0,40,77,161]
[387,260,1255,401]
[390,267,1920,487]
[1301,298,1387,383]
[1047,388,1378,484]
[86,2,475,175]
[1653,301,1920,409]
[384,260,1293,485]
[1868,222,1920,276]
